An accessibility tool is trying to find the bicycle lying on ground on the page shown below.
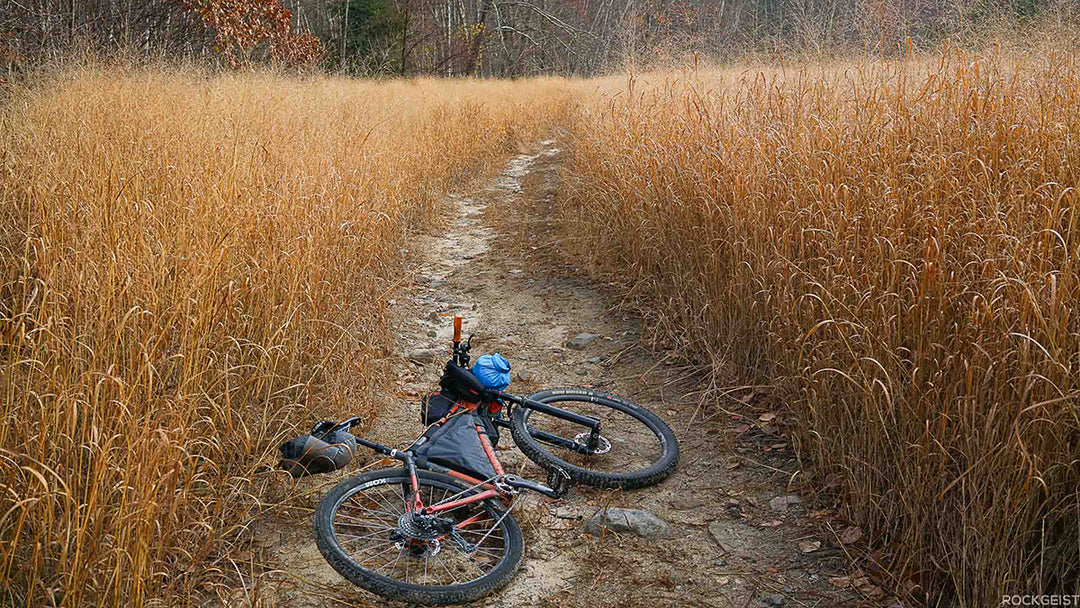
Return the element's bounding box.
[288,316,679,605]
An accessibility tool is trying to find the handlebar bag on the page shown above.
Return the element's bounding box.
[438,360,487,402]
[472,353,511,391]
[411,413,498,481]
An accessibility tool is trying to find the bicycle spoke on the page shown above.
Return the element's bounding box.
[374,547,405,575]
[354,540,399,560]
[338,495,400,521]
[337,529,393,545]
[434,551,461,584]
[335,513,395,528]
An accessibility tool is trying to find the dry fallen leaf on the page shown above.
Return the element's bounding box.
[706,429,722,434]
[840,526,864,544]
[828,576,851,588]
[862,585,886,599]
[770,443,787,450]
[759,412,777,422]
[798,541,821,553]
[667,409,677,416]
[717,576,730,586]
[732,424,751,433]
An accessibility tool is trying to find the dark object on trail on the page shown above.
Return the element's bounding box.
[279,419,358,478]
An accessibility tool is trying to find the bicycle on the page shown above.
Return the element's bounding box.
[307,316,679,605]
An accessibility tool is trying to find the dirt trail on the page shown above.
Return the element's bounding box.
[257,141,857,608]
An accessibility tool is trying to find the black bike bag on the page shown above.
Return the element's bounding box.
[438,360,487,402]
[411,413,498,480]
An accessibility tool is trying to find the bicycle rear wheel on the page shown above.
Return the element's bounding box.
[510,387,679,489]
[314,469,523,605]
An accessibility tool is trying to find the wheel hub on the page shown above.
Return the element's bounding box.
[575,431,612,455]
[396,511,451,540]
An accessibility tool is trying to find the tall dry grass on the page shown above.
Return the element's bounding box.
[561,48,1080,606]
[0,65,574,606]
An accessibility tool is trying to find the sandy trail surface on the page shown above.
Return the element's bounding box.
[253,141,857,608]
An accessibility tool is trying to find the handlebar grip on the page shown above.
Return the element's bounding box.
[453,315,462,342]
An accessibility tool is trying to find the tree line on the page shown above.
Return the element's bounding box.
[2,0,1077,77]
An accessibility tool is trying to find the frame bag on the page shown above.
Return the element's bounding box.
[411,413,499,481]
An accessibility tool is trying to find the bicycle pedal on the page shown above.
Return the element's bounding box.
[546,467,573,498]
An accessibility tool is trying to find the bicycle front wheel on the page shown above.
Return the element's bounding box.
[314,469,523,605]
[510,387,679,489]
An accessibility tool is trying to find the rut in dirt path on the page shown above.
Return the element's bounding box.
[262,140,857,608]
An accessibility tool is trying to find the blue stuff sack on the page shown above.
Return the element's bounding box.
[472,353,512,391]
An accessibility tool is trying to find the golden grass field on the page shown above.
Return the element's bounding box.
[1,45,1078,607]
[0,66,575,606]
[561,47,1079,606]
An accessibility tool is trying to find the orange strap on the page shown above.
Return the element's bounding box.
[453,315,462,342]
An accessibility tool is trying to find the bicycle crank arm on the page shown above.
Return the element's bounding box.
[501,474,563,499]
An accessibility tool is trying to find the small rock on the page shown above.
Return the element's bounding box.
[769,495,803,513]
[516,370,535,383]
[588,356,603,364]
[584,507,671,538]
[575,368,589,376]
[759,593,786,606]
[509,269,524,274]
[427,330,437,337]
[566,333,600,350]
[428,311,441,323]
[388,299,397,306]
[408,348,443,364]
[707,521,731,549]
[781,585,794,594]
[431,280,445,288]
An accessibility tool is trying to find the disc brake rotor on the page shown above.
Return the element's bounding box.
[574,432,612,455]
